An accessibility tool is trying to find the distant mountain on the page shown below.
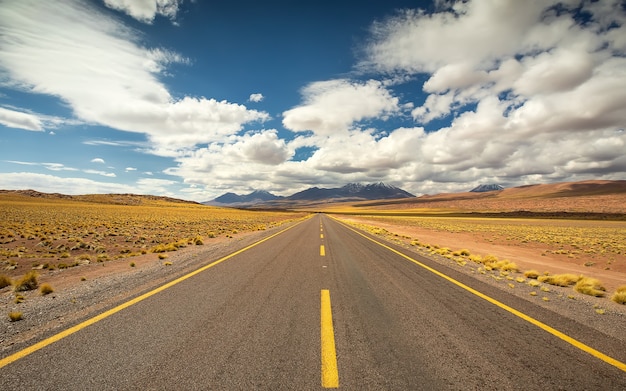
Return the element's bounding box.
[208,183,414,206]
[287,182,414,202]
[210,190,283,205]
[470,184,505,192]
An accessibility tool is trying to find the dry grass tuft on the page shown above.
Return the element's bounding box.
[611,285,626,305]
[524,270,541,279]
[14,271,39,292]
[538,273,581,287]
[574,277,606,297]
[0,273,12,289]
[40,283,54,295]
[8,311,23,322]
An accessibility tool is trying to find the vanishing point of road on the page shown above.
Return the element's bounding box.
[1,214,625,389]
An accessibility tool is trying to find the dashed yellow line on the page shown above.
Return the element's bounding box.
[320,245,326,256]
[0,219,307,369]
[336,218,626,373]
[321,289,339,388]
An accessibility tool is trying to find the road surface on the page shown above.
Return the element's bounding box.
[1,214,625,389]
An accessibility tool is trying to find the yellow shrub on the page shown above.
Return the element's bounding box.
[574,277,606,297]
[14,271,38,292]
[539,274,581,287]
[611,285,626,305]
[524,270,540,279]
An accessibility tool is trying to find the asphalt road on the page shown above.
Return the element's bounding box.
[2,214,625,390]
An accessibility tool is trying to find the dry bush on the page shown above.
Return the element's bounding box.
[40,283,54,295]
[14,271,38,292]
[524,270,541,279]
[574,277,606,297]
[0,273,12,289]
[611,286,626,305]
[8,311,23,322]
[538,273,581,287]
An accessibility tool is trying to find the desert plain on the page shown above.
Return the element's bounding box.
[1,180,625,354]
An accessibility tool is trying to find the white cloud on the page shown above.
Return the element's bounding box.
[91,158,106,164]
[249,93,264,103]
[0,107,42,131]
[125,167,137,172]
[103,0,182,24]
[0,0,268,153]
[0,172,184,197]
[84,169,117,178]
[282,79,400,135]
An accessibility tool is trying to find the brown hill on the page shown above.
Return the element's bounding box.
[0,190,199,206]
[322,180,626,217]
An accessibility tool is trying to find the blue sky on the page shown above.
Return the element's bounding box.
[1,0,625,201]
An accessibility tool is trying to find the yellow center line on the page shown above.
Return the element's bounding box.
[321,234,324,239]
[321,289,339,388]
[335,217,626,373]
[0,219,308,369]
[320,245,326,256]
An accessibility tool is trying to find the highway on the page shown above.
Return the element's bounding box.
[1,214,625,389]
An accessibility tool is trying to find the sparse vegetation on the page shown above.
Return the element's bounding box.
[538,273,581,287]
[0,273,12,289]
[524,270,541,279]
[13,271,38,292]
[612,286,626,305]
[574,277,606,297]
[8,311,23,322]
[0,193,304,276]
[40,283,54,295]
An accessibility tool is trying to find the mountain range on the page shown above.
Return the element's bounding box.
[207,182,415,206]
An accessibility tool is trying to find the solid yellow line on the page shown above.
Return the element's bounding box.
[0,219,308,369]
[320,245,326,256]
[321,289,339,388]
[336,218,626,373]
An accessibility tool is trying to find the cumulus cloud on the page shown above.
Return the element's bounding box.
[249,93,264,103]
[103,0,182,24]
[282,79,401,135]
[0,0,267,153]
[91,158,106,164]
[348,0,626,194]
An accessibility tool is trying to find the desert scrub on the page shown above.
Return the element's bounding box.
[611,285,626,304]
[0,273,12,289]
[574,277,606,297]
[40,283,54,295]
[8,311,23,322]
[538,273,581,287]
[14,271,39,292]
[524,270,540,279]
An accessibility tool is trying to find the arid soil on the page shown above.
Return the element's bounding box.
[338,216,626,292]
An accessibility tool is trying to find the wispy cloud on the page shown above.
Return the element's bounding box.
[0,0,268,153]
[0,107,43,131]
[91,158,106,164]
